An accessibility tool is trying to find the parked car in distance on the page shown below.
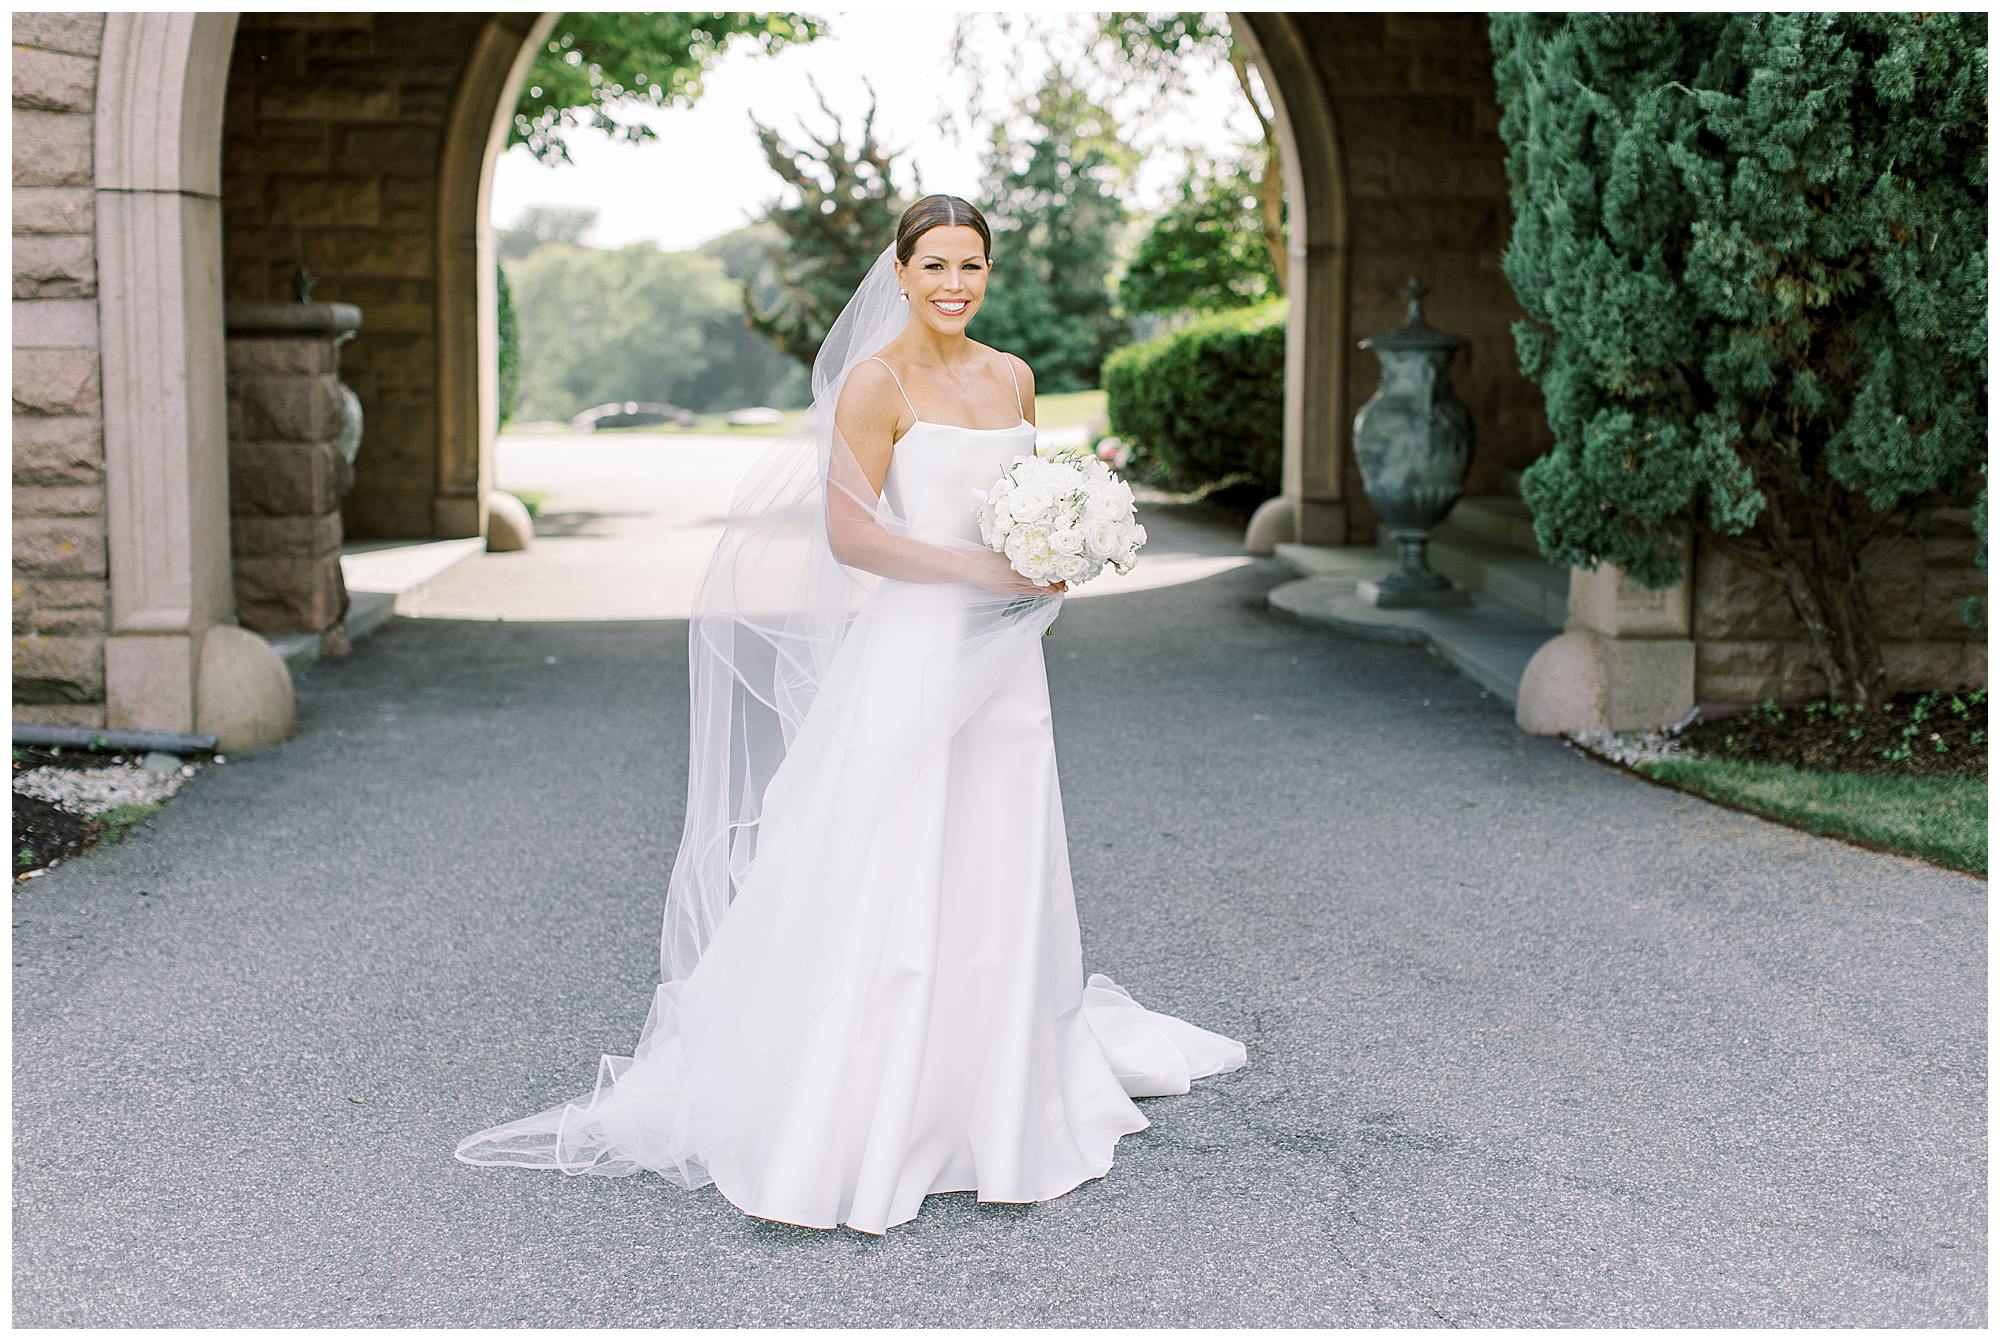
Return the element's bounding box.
[570,401,697,431]
[726,406,785,426]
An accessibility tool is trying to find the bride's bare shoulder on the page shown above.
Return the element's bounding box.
[839,356,903,417]
[984,345,1034,379]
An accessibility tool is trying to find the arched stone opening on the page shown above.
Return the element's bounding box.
[17,9,1552,742]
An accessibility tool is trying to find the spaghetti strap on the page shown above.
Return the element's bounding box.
[866,355,918,419]
[1001,354,1023,418]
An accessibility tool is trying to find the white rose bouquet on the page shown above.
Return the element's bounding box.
[971,438,1147,633]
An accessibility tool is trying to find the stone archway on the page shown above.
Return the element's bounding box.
[1228,12,1350,551]
[15,10,1539,743]
[94,11,293,745]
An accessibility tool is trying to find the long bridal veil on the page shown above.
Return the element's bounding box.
[455,242,1063,1186]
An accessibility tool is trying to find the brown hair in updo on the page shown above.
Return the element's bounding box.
[894,194,992,266]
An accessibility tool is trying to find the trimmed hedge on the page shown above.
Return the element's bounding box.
[1101,298,1286,495]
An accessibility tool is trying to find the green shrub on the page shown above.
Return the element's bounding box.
[1101,299,1286,495]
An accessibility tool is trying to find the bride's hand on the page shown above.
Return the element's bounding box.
[969,551,1066,597]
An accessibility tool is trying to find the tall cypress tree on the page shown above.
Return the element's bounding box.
[1490,13,1986,706]
[974,67,1137,393]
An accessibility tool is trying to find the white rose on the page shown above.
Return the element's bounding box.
[1049,526,1085,556]
[1083,519,1122,558]
[1008,483,1054,522]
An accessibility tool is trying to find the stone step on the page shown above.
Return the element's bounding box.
[256,537,485,679]
[1266,546,1560,708]
[1446,494,1541,555]
[1373,520,1569,631]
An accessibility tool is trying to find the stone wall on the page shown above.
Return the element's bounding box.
[1295,11,1545,540]
[1693,510,1987,704]
[13,12,109,727]
[219,12,491,540]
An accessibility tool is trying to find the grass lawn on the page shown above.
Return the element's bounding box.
[1637,754,1986,877]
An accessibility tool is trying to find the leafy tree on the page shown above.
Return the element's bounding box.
[942,13,1288,294]
[974,67,1138,392]
[511,12,824,167]
[506,243,741,421]
[1090,12,1287,293]
[1490,12,1987,707]
[497,204,600,263]
[696,221,812,409]
[741,77,910,367]
[1120,145,1279,314]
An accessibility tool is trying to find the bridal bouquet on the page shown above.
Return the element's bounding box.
[972,439,1146,631]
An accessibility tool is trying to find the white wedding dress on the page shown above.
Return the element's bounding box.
[457,355,1247,1235]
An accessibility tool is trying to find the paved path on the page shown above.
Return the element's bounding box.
[12,501,1985,1326]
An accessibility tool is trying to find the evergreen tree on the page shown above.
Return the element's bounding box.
[1490,12,1987,706]
[975,67,1138,392]
[742,77,910,368]
[1119,145,1280,315]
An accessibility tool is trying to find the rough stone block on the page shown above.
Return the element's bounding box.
[14,483,102,518]
[226,336,335,377]
[12,699,105,727]
[330,125,440,178]
[230,511,343,559]
[1919,535,1987,640]
[1858,535,1924,640]
[12,632,104,701]
[222,121,331,176]
[235,553,344,631]
[13,185,93,235]
[24,577,106,635]
[1692,541,1804,639]
[1410,43,1496,99]
[12,347,101,416]
[229,438,349,515]
[1966,642,1987,688]
[1695,638,1780,703]
[13,295,98,347]
[12,233,94,299]
[12,414,102,484]
[1882,640,1968,693]
[264,175,382,228]
[315,228,435,279]
[377,177,435,230]
[11,575,35,633]
[14,514,106,578]
[235,374,344,442]
[259,81,399,122]
[12,12,105,57]
[12,109,91,187]
[1776,643,1832,701]
[13,45,96,113]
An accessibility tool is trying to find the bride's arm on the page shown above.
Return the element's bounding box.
[823,362,1029,590]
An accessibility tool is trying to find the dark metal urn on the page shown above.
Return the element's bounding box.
[1351,276,1476,608]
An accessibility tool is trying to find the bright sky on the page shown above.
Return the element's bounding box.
[490,10,1268,252]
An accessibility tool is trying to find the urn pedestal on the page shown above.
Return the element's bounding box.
[223,300,364,648]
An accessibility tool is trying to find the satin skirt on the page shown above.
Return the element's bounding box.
[456,578,1248,1235]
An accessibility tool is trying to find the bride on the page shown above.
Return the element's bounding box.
[457,194,1247,1235]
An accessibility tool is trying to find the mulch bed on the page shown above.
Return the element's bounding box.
[1677,687,1987,779]
[13,744,132,876]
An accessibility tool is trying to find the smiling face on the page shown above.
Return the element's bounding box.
[897,224,991,332]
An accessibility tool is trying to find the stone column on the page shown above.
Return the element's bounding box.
[223,301,361,648]
[1517,528,1696,734]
